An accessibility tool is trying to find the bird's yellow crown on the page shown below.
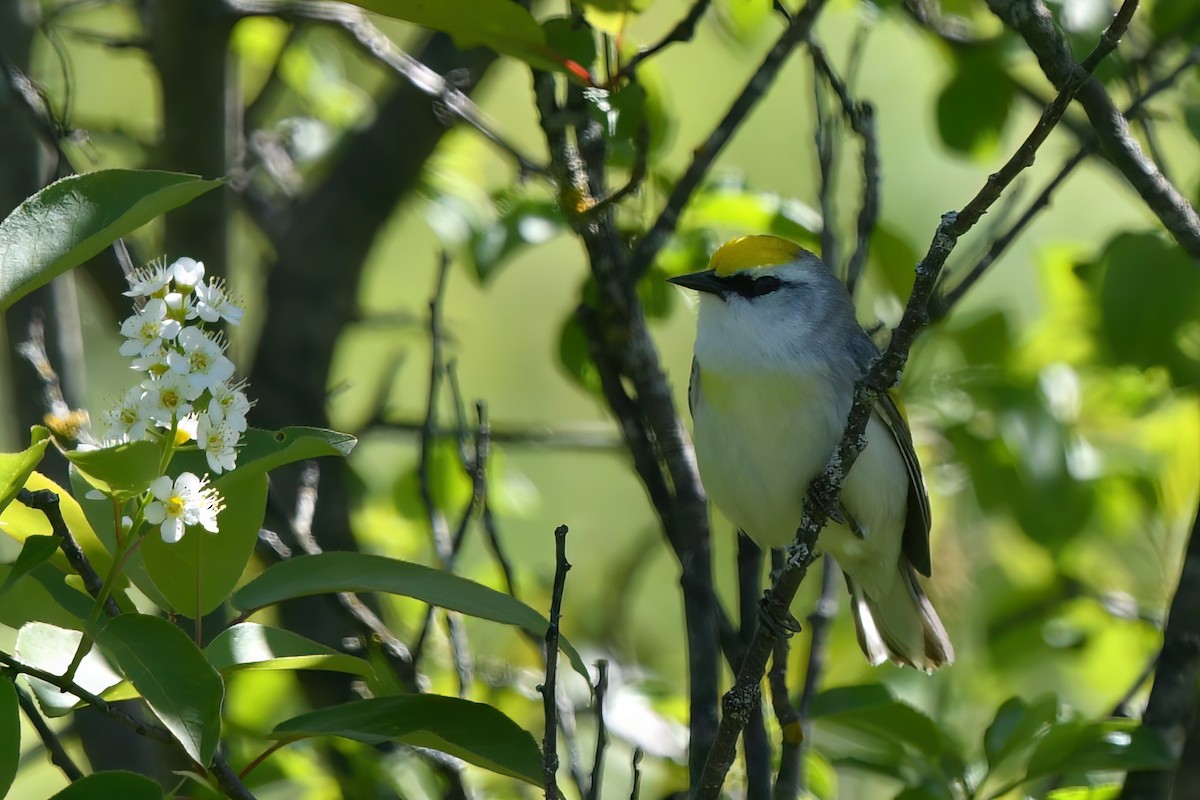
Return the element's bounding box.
[710,234,808,276]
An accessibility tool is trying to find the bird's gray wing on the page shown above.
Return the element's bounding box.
[687,357,701,416]
[876,391,933,577]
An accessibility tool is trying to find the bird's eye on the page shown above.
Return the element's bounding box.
[725,273,783,298]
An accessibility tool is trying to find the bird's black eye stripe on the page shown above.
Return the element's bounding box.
[724,273,783,298]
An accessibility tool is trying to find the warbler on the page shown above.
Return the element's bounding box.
[669,235,953,671]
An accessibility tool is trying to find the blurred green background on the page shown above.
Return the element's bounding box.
[2,0,1198,797]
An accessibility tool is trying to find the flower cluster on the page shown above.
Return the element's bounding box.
[101,257,251,475]
[94,256,250,543]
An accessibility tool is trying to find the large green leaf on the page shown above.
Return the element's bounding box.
[0,677,18,798]
[137,427,354,618]
[0,535,60,599]
[205,623,376,679]
[348,0,564,72]
[0,170,223,311]
[70,468,171,611]
[811,684,954,767]
[140,471,268,618]
[15,621,122,717]
[95,614,224,765]
[984,694,1058,771]
[0,426,49,516]
[231,552,589,681]
[66,440,165,501]
[935,47,1013,157]
[1023,719,1175,783]
[271,695,542,785]
[0,471,114,576]
[47,771,164,800]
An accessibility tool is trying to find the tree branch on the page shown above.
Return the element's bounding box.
[540,525,571,800]
[985,0,1200,261]
[15,682,85,782]
[1120,500,1200,799]
[629,0,830,281]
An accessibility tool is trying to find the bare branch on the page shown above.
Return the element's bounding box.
[586,660,610,800]
[630,0,830,281]
[613,0,713,83]
[540,525,571,800]
[18,489,120,617]
[1121,500,1200,799]
[985,0,1200,260]
[15,682,85,782]
[225,0,549,177]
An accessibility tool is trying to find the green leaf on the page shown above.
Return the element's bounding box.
[95,614,224,765]
[231,552,590,681]
[47,771,164,800]
[0,535,60,598]
[0,426,50,516]
[1045,785,1120,800]
[811,684,952,764]
[466,198,563,284]
[0,170,223,311]
[0,677,18,798]
[1023,719,1175,782]
[205,623,376,678]
[558,313,604,397]
[271,695,543,785]
[139,426,353,618]
[1088,232,1200,387]
[936,47,1014,157]
[348,0,564,72]
[984,694,1058,771]
[16,621,122,717]
[140,471,268,618]
[70,468,171,611]
[680,185,822,247]
[869,222,919,300]
[66,440,165,501]
[542,16,597,73]
[1,471,114,576]
[212,426,357,477]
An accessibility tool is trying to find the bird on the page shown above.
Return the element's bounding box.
[668,234,953,671]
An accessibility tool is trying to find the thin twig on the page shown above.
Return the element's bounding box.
[412,253,473,695]
[629,0,830,282]
[735,534,771,800]
[612,0,713,83]
[808,41,878,294]
[933,42,1200,318]
[767,551,802,800]
[17,489,120,617]
[985,0,1200,260]
[812,62,839,274]
[370,418,623,451]
[540,525,571,800]
[795,557,839,793]
[586,659,610,800]
[0,653,257,800]
[225,0,549,177]
[15,682,85,781]
[694,5,1136,794]
[629,748,644,800]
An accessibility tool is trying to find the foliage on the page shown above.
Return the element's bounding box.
[1,0,1198,798]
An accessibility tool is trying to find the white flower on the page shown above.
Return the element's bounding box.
[194,280,244,326]
[100,386,149,441]
[209,381,252,432]
[170,258,205,292]
[176,327,235,395]
[118,299,181,357]
[124,261,172,297]
[138,370,197,424]
[144,472,223,543]
[197,414,240,474]
[131,347,171,375]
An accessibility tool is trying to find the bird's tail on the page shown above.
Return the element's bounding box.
[848,563,954,672]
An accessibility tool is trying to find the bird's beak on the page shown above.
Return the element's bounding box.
[667,269,727,298]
